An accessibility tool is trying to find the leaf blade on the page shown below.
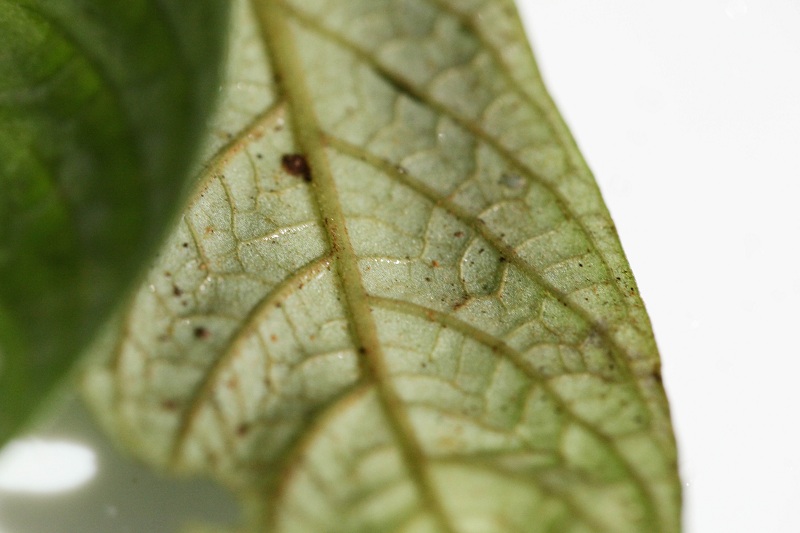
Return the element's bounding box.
[82,1,681,531]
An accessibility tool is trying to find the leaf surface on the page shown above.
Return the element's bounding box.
[82,0,681,531]
[0,0,229,441]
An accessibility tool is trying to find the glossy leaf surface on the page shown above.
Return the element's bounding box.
[82,1,681,531]
[0,0,229,441]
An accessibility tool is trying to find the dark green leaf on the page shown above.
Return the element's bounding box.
[0,0,230,442]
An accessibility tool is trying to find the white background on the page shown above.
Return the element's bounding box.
[2,2,800,532]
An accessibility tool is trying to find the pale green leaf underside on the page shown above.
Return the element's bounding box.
[82,1,680,532]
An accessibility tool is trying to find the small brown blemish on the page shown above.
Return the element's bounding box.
[161,399,179,411]
[431,260,440,268]
[204,226,214,236]
[358,347,367,355]
[281,153,312,182]
[172,285,183,297]
[453,231,464,238]
[270,334,278,342]
[425,276,432,282]
[194,326,210,340]
[182,242,189,248]
[226,377,239,389]
[236,423,250,437]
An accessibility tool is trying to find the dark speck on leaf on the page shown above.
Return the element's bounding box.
[194,326,210,340]
[281,153,311,182]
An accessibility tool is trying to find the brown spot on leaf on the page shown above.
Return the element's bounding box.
[172,285,183,297]
[194,327,210,340]
[236,423,250,437]
[453,298,469,311]
[453,231,464,238]
[281,153,311,182]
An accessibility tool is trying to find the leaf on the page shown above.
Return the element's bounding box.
[0,0,229,441]
[81,0,682,531]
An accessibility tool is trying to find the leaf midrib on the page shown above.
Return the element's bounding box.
[252,1,460,531]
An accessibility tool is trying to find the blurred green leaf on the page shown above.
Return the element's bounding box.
[0,0,230,442]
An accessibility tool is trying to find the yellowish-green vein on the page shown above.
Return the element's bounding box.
[169,255,332,467]
[252,2,460,532]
